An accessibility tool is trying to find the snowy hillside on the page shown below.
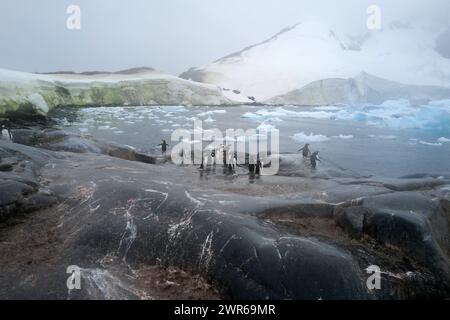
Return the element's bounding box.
[180,21,450,103]
[0,68,251,116]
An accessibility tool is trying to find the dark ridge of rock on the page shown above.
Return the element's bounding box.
[39,67,156,76]
[382,179,448,191]
[10,129,159,164]
[330,192,450,286]
[0,141,57,222]
[400,173,450,180]
[334,206,367,239]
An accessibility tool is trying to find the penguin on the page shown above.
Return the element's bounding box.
[298,144,311,158]
[310,151,321,169]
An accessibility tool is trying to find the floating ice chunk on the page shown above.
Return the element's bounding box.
[291,132,331,143]
[198,110,226,117]
[419,140,442,146]
[315,106,341,111]
[155,106,187,113]
[437,137,450,143]
[182,138,201,145]
[265,117,283,122]
[204,116,216,123]
[368,134,397,140]
[332,134,354,139]
[79,128,89,133]
[242,107,334,121]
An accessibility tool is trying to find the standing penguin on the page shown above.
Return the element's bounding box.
[1,125,12,141]
[255,157,263,175]
[298,144,311,158]
[158,140,169,155]
[248,156,256,174]
[210,148,216,166]
[310,151,321,169]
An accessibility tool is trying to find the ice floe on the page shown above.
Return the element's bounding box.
[332,134,354,139]
[419,140,443,147]
[291,132,331,143]
[242,100,450,135]
[438,137,450,143]
[197,110,227,117]
[368,134,397,140]
[204,116,216,123]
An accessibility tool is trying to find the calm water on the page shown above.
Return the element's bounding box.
[50,104,450,178]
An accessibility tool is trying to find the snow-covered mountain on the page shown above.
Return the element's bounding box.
[180,21,450,104]
[0,68,252,116]
[268,72,450,106]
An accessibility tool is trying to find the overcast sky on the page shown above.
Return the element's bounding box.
[0,0,449,75]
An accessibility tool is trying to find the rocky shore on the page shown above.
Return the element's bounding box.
[0,129,449,299]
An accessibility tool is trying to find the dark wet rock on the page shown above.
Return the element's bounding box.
[0,177,56,222]
[0,163,13,172]
[382,178,448,191]
[0,136,450,299]
[438,199,450,256]
[401,173,450,180]
[334,206,367,239]
[345,192,450,282]
[11,128,159,164]
[0,180,35,206]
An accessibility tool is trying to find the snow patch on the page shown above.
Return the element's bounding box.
[28,93,49,114]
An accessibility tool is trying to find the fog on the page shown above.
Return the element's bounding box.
[0,0,449,75]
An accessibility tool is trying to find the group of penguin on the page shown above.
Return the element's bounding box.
[158,139,322,175]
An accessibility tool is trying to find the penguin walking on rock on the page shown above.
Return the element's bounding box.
[310,151,321,169]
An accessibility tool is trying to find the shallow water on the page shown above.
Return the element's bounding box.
[50,103,450,178]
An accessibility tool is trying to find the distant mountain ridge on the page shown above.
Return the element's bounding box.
[38,67,157,76]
